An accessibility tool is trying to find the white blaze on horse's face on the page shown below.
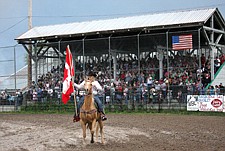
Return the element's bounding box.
[84,79,92,95]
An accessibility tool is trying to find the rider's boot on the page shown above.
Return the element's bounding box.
[73,114,80,122]
[100,111,107,121]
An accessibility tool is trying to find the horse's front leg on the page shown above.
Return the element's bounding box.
[80,121,87,144]
[97,120,104,144]
[90,119,97,143]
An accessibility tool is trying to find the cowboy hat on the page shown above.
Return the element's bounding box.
[86,70,97,77]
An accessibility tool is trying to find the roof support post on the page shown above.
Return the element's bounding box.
[82,37,86,75]
[198,28,202,85]
[22,43,34,87]
[108,35,113,81]
[137,31,142,75]
[112,52,117,81]
[166,30,170,107]
[34,42,38,85]
[157,48,163,80]
[58,39,62,74]
[210,15,215,80]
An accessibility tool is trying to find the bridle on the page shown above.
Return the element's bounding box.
[84,79,93,96]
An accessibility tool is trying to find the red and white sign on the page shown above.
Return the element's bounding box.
[187,95,224,112]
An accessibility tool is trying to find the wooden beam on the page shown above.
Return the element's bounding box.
[203,26,225,34]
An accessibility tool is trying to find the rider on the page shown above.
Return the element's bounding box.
[73,70,107,122]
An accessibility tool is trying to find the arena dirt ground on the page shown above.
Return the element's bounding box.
[0,113,225,151]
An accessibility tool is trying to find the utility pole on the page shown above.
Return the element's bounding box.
[28,0,32,87]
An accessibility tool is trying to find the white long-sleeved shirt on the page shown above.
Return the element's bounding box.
[74,80,103,95]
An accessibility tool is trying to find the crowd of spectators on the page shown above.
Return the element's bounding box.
[2,51,225,105]
[0,90,23,105]
[24,65,63,103]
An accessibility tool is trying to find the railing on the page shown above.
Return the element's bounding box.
[1,86,225,112]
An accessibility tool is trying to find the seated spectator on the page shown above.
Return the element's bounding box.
[208,86,215,95]
[214,56,221,73]
[219,54,225,65]
[201,53,206,67]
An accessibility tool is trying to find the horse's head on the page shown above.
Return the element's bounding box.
[84,78,93,95]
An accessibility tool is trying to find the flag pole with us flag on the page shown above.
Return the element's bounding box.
[172,34,193,50]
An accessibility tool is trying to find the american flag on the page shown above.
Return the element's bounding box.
[172,34,193,50]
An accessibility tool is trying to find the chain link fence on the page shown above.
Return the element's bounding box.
[2,86,225,112]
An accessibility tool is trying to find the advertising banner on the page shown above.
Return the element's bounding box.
[223,99,225,113]
[187,95,224,112]
[198,95,223,112]
[187,95,199,111]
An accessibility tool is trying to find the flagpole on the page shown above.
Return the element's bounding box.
[67,45,78,116]
[72,76,78,116]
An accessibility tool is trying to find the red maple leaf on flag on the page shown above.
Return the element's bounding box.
[62,45,74,104]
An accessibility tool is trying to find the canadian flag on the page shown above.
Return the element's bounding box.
[62,45,74,104]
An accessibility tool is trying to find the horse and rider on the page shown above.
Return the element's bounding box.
[73,70,107,122]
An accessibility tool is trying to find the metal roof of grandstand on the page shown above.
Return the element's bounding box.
[16,8,222,40]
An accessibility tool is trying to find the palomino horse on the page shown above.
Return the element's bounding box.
[80,78,104,144]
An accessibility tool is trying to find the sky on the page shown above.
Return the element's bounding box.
[0,0,225,77]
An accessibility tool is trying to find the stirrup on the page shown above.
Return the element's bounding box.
[101,114,107,121]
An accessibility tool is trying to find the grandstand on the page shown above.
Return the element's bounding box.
[15,8,225,83]
[8,7,225,108]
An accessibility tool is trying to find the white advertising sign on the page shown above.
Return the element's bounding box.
[198,95,223,112]
[187,95,199,111]
[187,95,224,112]
[223,98,225,113]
